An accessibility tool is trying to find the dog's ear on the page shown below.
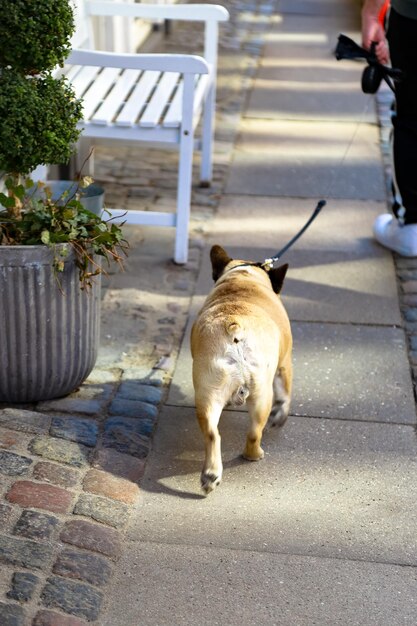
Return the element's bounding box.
[210,245,232,281]
[268,264,289,294]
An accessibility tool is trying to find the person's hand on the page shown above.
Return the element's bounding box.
[362,5,390,64]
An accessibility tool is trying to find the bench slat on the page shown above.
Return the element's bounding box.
[115,70,161,126]
[68,65,101,100]
[91,69,141,124]
[139,72,180,128]
[63,64,87,84]
[162,80,184,128]
[163,74,208,128]
[81,67,122,120]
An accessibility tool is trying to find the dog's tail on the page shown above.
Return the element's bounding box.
[226,321,243,343]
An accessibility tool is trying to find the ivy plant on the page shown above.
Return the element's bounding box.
[0,177,128,289]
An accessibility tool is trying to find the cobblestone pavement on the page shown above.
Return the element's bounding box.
[0,1,276,624]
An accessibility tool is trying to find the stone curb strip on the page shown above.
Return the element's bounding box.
[0,1,274,623]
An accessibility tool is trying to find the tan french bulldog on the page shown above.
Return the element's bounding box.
[191,245,293,494]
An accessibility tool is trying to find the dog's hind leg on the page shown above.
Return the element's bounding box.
[269,357,292,428]
[269,373,290,427]
[244,385,273,461]
[196,397,224,494]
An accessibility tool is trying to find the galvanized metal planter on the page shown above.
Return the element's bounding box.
[0,244,101,402]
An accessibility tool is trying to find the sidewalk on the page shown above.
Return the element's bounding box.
[2,1,417,624]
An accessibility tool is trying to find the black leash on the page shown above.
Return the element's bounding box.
[260,199,326,269]
[223,199,326,276]
[334,34,404,95]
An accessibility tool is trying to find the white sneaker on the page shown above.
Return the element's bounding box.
[373,213,417,257]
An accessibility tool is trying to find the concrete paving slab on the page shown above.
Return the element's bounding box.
[103,541,417,626]
[260,14,360,57]
[277,0,362,17]
[291,322,415,423]
[225,119,385,199]
[168,319,415,424]
[246,57,376,123]
[247,13,373,122]
[272,11,359,33]
[203,196,401,325]
[128,408,417,566]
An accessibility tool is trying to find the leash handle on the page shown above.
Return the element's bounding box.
[262,199,326,268]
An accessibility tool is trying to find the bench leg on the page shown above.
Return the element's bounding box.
[174,73,198,265]
[175,129,194,264]
[200,82,215,187]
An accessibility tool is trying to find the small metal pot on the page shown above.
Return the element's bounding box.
[34,180,105,216]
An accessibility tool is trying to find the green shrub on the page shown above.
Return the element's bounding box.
[0,0,74,73]
[0,0,83,183]
[0,0,127,284]
[0,69,83,175]
[0,0,82,178]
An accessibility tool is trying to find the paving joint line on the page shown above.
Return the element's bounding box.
[121,537,417,571]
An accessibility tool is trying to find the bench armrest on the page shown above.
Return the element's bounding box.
[86,2,229,22]
[67,49,210,74]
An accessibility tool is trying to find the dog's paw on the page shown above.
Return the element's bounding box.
[268,412,288,428]
[201,471,221,495]
[242,447,264,462]
[268,403,289,428]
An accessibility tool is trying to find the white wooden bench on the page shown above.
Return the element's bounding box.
[65,1,229,264]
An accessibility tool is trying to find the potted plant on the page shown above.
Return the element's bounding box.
[0,0,128,403]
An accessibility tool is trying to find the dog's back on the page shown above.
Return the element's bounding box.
[191,260,291,408]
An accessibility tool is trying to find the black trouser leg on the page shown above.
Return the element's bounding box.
[387,8,417,224]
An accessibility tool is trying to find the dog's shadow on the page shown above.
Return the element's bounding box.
[139,386,284,501]
[145,454,250,501]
